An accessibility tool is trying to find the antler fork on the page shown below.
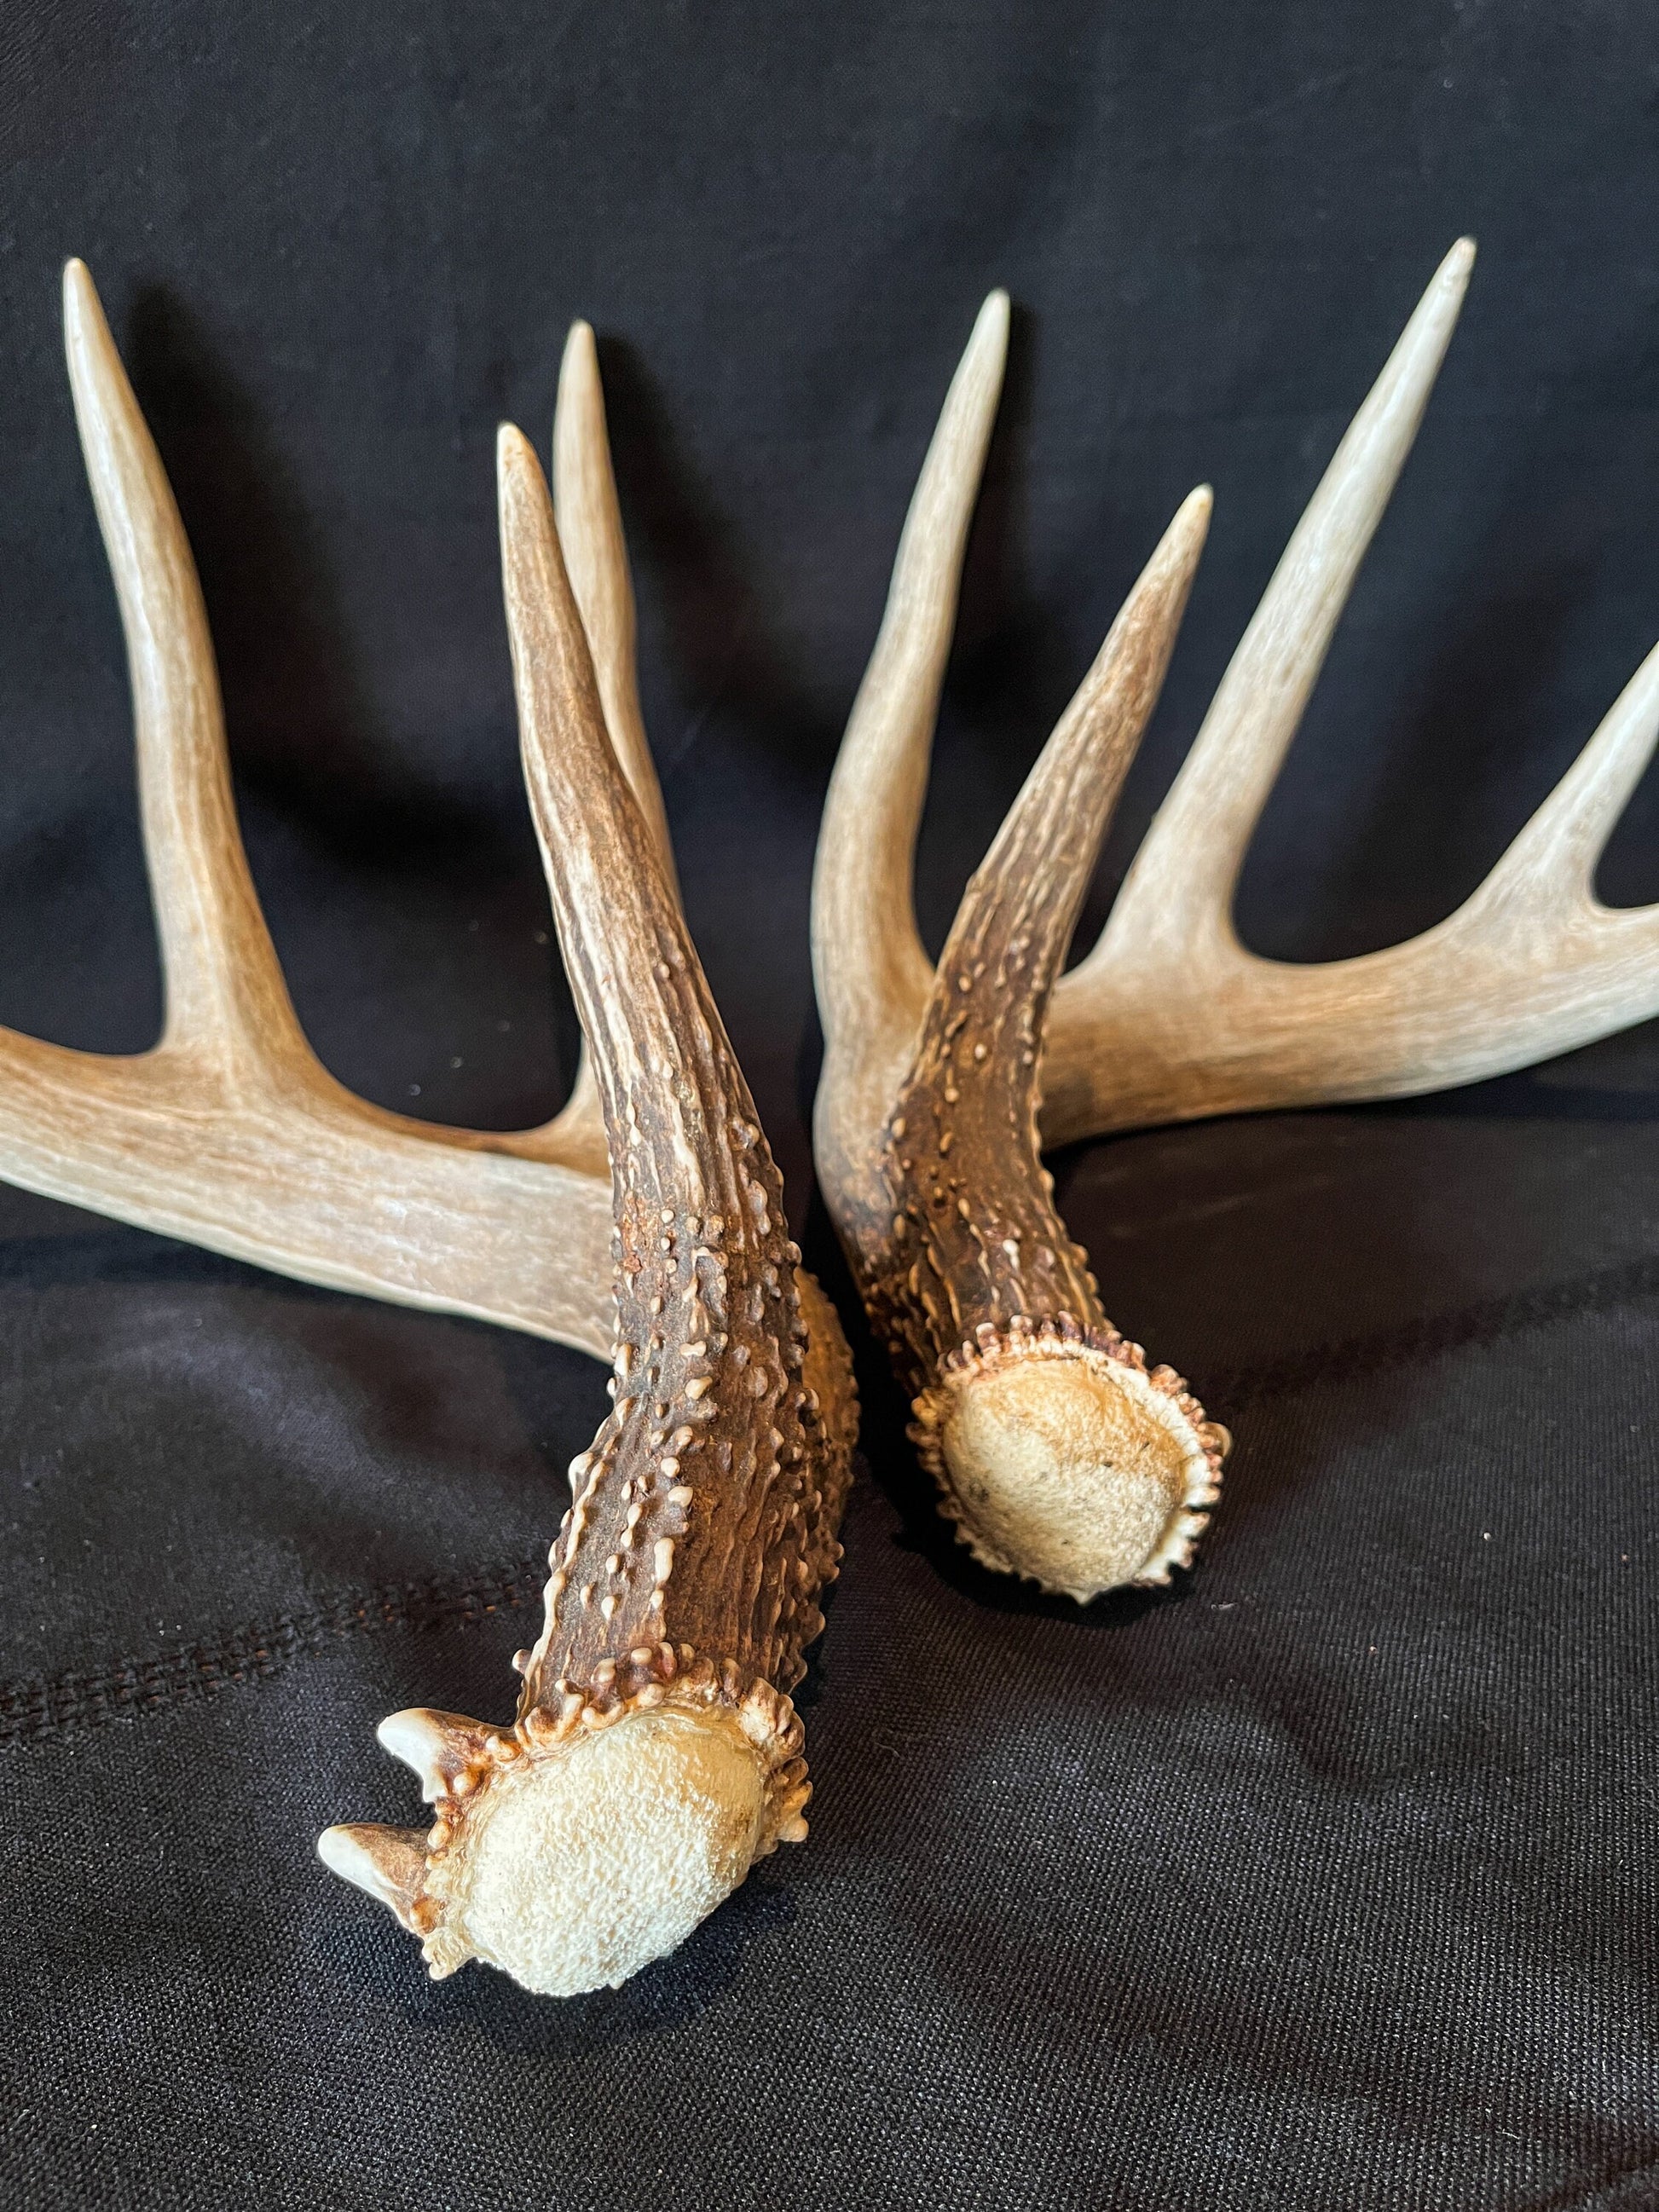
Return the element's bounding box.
[0,265,685,1355]
[814,239,1659,1602]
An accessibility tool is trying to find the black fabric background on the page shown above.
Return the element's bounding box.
[2,4,1658,2206]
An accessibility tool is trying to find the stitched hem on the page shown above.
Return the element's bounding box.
[1206,1250,1659,1413]
[9,1248,1659,1750]
[0,1558,544,1747]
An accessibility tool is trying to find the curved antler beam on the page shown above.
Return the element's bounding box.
[321,430,855,1995]
[838,490,1223,1597]
[812,332,1223,1597]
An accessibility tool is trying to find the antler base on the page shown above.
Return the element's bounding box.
[910,1320,1223,1599]
[320,1665,810,1996]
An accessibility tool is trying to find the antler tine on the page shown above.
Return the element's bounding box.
[551,319,680,899]
[812,290,1010,1208]
[500,420,718,1204]
[61,258,306,1071]
[1468,637,1659,920]
[536,317,682,1171]
[956,487,1215,1029]
[1066,235,1477,984]
[319,428,854,1997]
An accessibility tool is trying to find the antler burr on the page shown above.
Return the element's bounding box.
[813,238,1659,1602]
[320,430,853,1995]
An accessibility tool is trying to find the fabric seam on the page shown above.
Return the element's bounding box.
[9,1246,1659,1747]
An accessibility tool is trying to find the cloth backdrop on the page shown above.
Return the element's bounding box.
[1,4,1656,2206]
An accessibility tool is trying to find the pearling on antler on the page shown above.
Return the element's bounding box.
[813,238,1659,1602]
[322,430,854,1994]
[0,265,854,1993]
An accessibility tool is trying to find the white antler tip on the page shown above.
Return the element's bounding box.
[560,317,599,383]
[497,419,535,476]
[1425,237,1477,313]
[61,257,103,349]
[971,287,1012,361]
[376,1706,477,1795]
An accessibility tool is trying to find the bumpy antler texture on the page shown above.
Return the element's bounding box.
[0,265,855,1992]
[321,431,854,1994]
[814,240,1659,1602]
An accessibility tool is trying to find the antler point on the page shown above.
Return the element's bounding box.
[970,287,1012,362]
[561,317,598,374]
[1442,235,1477,286]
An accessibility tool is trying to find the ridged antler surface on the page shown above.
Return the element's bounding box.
[813,239,1659,1601]
[0,264,856,1994]
[321,430,854,1994]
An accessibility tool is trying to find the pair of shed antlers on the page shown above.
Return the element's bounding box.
[14,240,1659,1995]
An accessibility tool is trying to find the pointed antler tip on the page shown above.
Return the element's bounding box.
[497,419,538,475]
[1156,485,1213,572]
[315,1822,363,1876]
[974,287,1012,349]
[1442,235,1477,285]
[61,257,99,329]
[561,317,598,373]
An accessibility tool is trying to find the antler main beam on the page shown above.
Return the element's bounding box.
[813,238,1659,1601]
[321,431,854,1996]
[0,260,858,1995]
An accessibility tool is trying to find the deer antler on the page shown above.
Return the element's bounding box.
[20,273,848,1370]
[0,265,855,1990]
[320,430,853,1995]
[813,238,1659,1602]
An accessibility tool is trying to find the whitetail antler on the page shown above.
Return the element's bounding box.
[2,263,856,1993]
[813,238,1659,1601]
[1043,236,1659,1140]
[321,430,854,1995]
